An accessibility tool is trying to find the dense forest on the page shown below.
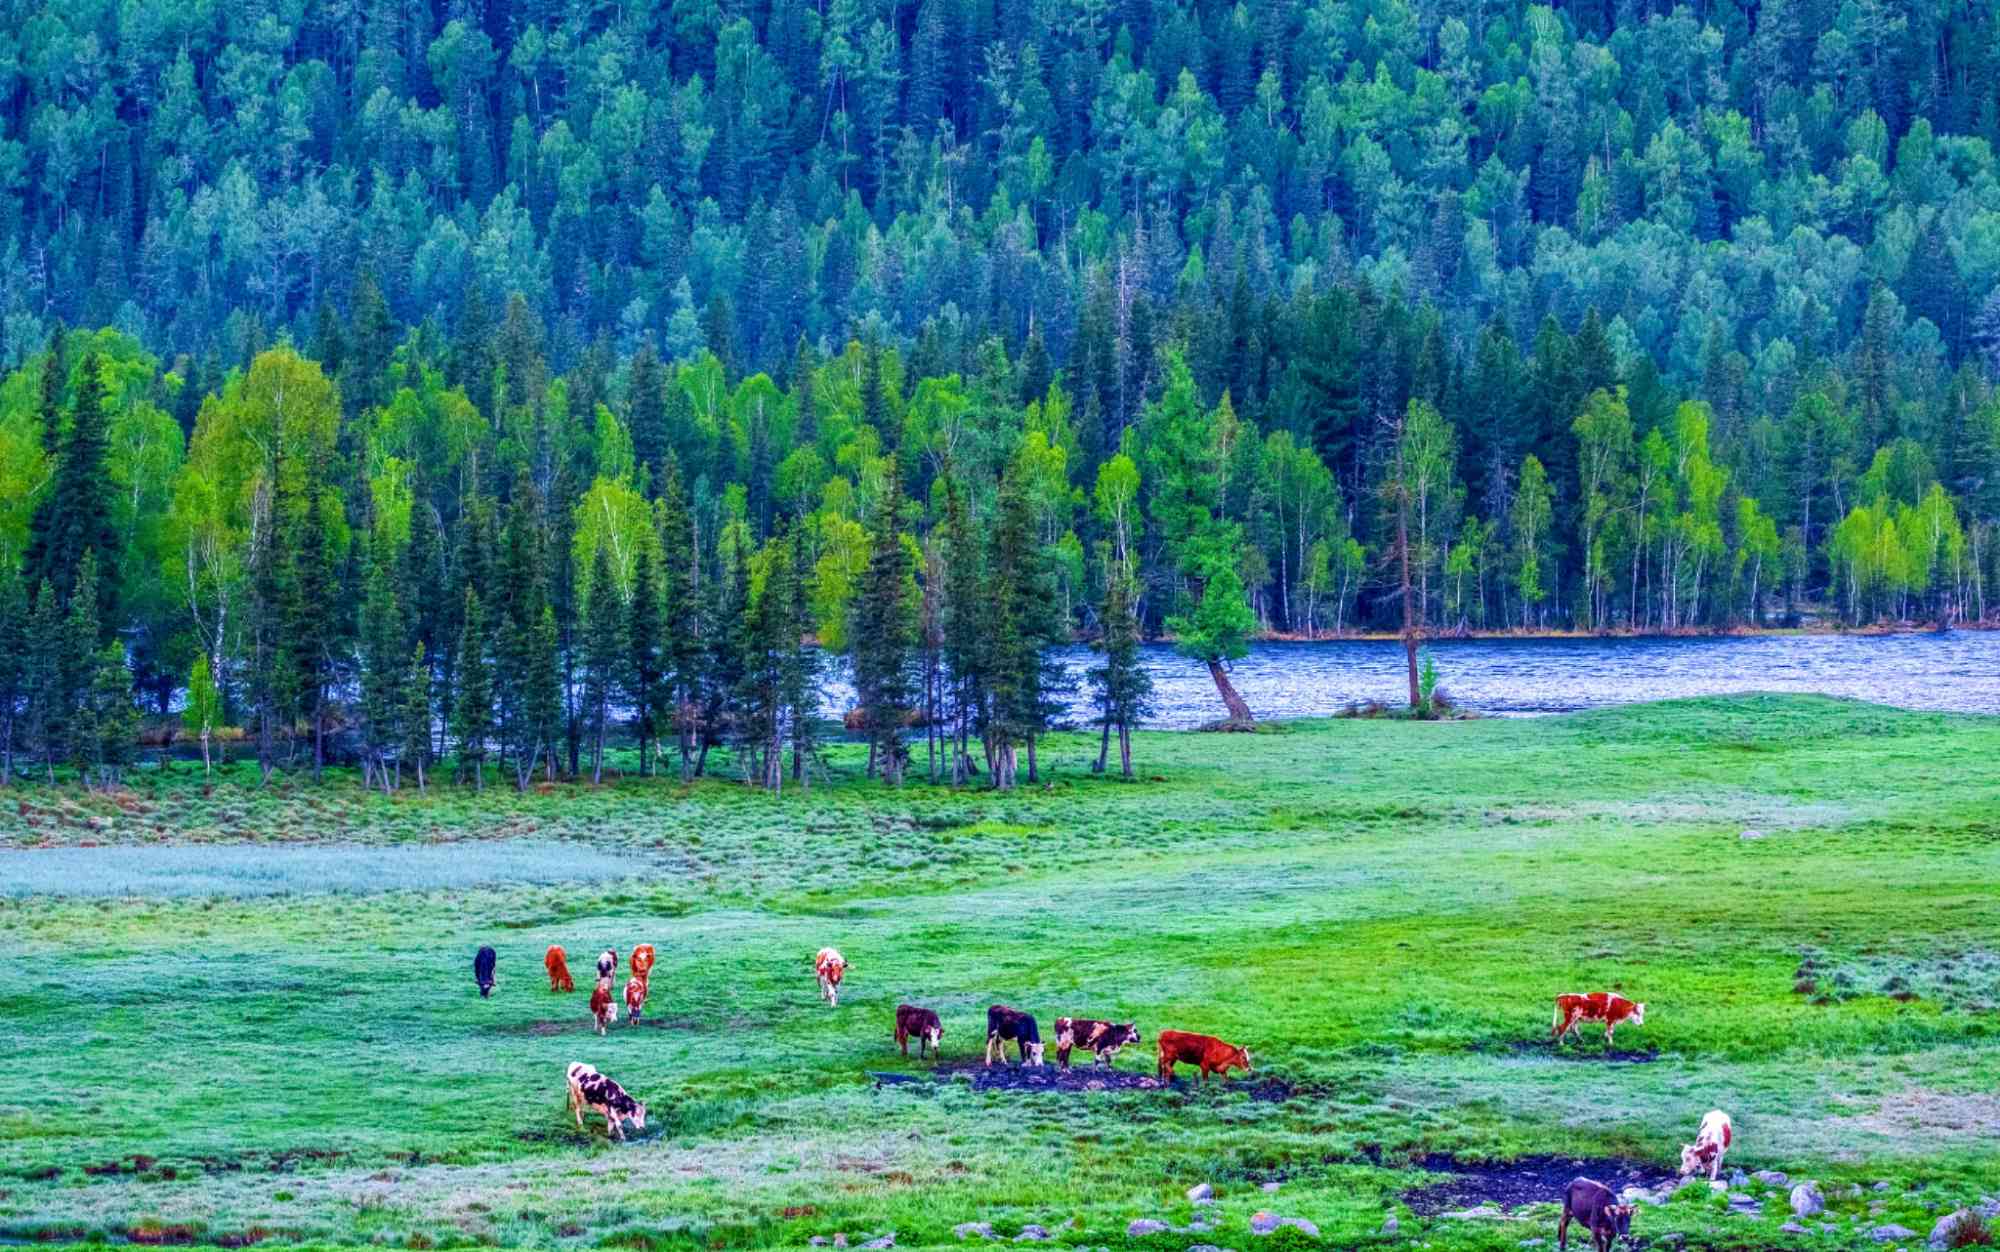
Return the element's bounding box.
[2,0,2000,787]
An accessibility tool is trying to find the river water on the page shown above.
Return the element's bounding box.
[822,631,2000,727]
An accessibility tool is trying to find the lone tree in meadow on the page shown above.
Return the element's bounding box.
[1168,527,1257,728]
[1090,563,1153,776]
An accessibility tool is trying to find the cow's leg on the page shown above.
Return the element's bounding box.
[1604,1022,1616,1047]
[1557,1209,1570,1252]
[985,1033,996,1066]
[570,1085,584,1129]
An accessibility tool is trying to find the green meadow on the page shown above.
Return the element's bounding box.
[1,694,1997,1250]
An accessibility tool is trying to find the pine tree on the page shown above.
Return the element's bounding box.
[937,472,988,784]
[59,554,104,779]
[0,565,24,784]
[849,486,916,785]
[1090,564,1152,777]
[25,349,121,632]
[402,642,432,792]
[580,544,625,784]
[359,550,406,793]
[656,464,703,778]
[21,581,65,783]
[84,642,139,789]
[783,524,821,787]
[293,460,342,779]
[452,588,493,788]
[626,551,667,776]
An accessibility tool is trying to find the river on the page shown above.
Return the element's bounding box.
[821,631,2000,728]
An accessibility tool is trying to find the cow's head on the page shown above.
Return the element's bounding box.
[1605,1204,1633,1241]
[1630,1003,1646,1026]
[1234,1046,1253,1072]
[1025,1041,1045,1066]
[1677,1144,1702,1177]
[478,977,496,997]
[924,1024,942,1050]
[1115,1024,1141,1046]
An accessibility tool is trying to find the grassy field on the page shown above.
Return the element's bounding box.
[2,694,1997,1250]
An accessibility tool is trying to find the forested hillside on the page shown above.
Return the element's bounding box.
[2,0,2000,787]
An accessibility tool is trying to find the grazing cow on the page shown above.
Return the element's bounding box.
[1155,1030,1252,1083]
[544,945,574,993]
[815,948,848,1006]
[566,1062,646,1141]
[589,977,615,1035]
[984,1005,1044,1067]
[623,976,648,1024]
[894,1004,943,1059]
[1557,1177,1633,1252]
[1551,992,1646,1046]
[1054,1017,1142,1070]
[630,944,656,982]
[1678,1109,1733,1181]
[473,946,498,997]
[597,949,618,980]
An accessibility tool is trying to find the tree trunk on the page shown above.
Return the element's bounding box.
[1207,659,1254,725]
[1118,724,1132,778]
[1094,711,1111,773]
[1399,489,1420,708]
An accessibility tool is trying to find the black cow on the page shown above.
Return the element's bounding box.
[1054,1017,1142,1069]
[1558,1178,1634,1252]
[985,1005,1044,1067]
[473,946,497,997]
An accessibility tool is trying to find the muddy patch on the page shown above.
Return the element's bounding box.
[1402,1154,1674,1216]
[1501,1041,1661,1064]
[925,1062,1166,1093]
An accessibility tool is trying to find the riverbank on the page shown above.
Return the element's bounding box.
[2,695,1996,1249]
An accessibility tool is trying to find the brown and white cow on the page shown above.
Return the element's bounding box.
[566,1063,646,1140]
[985,1005,1044,1066]
[895,1004,943,1059]
[1054,1017,1142,1070]
[815,948,848,1006]
[597,949,619,980]
[1551,992,1646,1046]
[630,944,656,982]
[1678,1109,1733,1181]
[623,975,649,1024]
[545,945,575,993]
[1156,1029,1251,1083]
[589,977,616,1035]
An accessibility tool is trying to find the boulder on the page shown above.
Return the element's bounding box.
[1709,1181,1730,1195]
[1380,1216,1398,1236]
[953,1223,994,1241]
[1128,1220,1171,1238]
[1249,1214,1280,1236]
[1187,1184,1215,1203]
[1870,1224,1917,1243]
[1792,1183,1827,1218]
[1930,1211,1975,1250]
[1012,1226,1050,1243]
[1978,1199,2000,1220]
[1278,1219,1318,1238]
[1781,1222,1811,1235]
[1731,1170,1752,1188]
[1755,1171,1792,1187]
[862,1237,895,1249]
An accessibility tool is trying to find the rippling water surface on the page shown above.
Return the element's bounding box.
[821,631,2000,728]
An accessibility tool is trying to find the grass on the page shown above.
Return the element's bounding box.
[0,693,1996,1250]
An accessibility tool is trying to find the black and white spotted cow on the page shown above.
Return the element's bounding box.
[566,1062,646,1140]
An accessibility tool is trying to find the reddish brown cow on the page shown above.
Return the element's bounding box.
[589,977,615,1035]
[623,975,649,1024]
[545,945,575,993]
[1156,1029,1252,1083]
[1551,992,1646,1046]
[630,944,656,982]
[895,1004,943,1059]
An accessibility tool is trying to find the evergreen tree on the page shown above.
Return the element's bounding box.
[0,566,24,783]
[359,550,406,792]
[626,551,667,776]
[849,486,917,785]
[783,524,821,787]
[452,588,493,788]
[402,643,432,792]
[580,544,625,784]
[25,350,120,632]
[21,581,65,783]
[1089,565,1152,777]
[83,642,139,789]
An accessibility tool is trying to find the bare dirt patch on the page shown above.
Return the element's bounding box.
[1504,1041,1662,1064]
[1402,1154,1674,1216]
[1843,1088,2000,1139]
[925,1062,1165,1093]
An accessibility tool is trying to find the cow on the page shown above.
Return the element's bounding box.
[589,977,615,1035]
[473,946,497,997]
[984,1005,1044,1067]
[597,949,619,980]
[623,976,648,1024]
[1551,992,1646,1046]
[1155,1030,1252,1084]
[1557,1177,1633,1252]
[1678,1109,1733,1181]
[815,948,848,1006]
[1054,1017,1142,1070]
[894,1004,943,1059]
[630,944,656,982]
[545,945,574,993]
[566,1062,646,1141]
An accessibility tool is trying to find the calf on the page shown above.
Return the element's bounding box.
[815,947,847,1006]
[630,944,656,982]
[623,976,648,1024]
[1557,1177,1633,1252]
[895,1004,943,1060]
[473,946,498,997]
[1054,1017,1142,1070]
[1551,992,1646,1046]
[1155,1029,1252,1083]
[984,1005,1044,1067]
[566,1062,646,1141]
[1678,1109,1733,1181]
[545,945,574,993]
[597,949,619,980]
[589,977,615,1035]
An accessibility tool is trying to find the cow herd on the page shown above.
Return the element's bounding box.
[476,943,1723,1248]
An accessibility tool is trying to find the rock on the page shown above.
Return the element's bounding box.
[1183,1220,1215,1234]
[833,1237,848,1249]
[1187,1246,1225,1252]
[862,1237,895,1249]
[1741,829,1765,840]
[1128,1220,1171,1238]
[1870,1224,1917,1243]
[1188,1184,1215,1203]
[1012,1226,1051,1243]
[1874,1182,1895,1193]
[953,1223,994,1241]
[1978,1198,2000,1220]
[1930,1211,1975,1250]
[1781,1222,1811,1235]
[809,1240,828,1247]
[1249,1214,1280,1236]
[1793,1183,1827,1218]
[1520,1241,1546,1249]
[1823,1224,1839,1234]
[1731,1170,1752,1188]
[1441,1206,1506,1220]
[1381,1216,1399,1236]
[1756,1171,1792,1187]
[1845,1187,1866,1200]
[1729,1192,1763,1209]
[1277,1219,1318,1238]
[1710,1181,1730,1195]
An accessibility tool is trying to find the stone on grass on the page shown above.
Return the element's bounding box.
[1442,1205,1506,1220]
[1262,1182,1282,1194]
[808,1239,828,1247]
[1188,1184,1215,1203]
[1187,1245,1225,1252]
[1129,1220,1171,1237]
[862,1236,895,1249]
[1756,1171,1792,1187]
[1012,1226,1051,1243]
[1930,1211,1976,1250]
[1793,1183,1827,1218]
[1870,1224,1917,1243]
[1249,1214,1279,1236]
[1520,1241,1545,1249]
[1279,1219,1318,1237]
[1781,1222,1811,1235]
[1741,829,1765,840]
[953,1223,994,1241]
[1380,1216,1398,1236]
[1873,1182,1894,1193]
[1731,1170,1751,1187]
